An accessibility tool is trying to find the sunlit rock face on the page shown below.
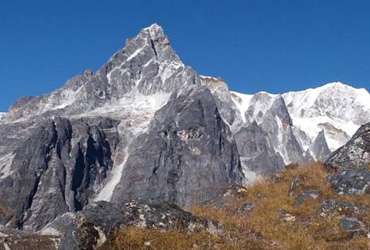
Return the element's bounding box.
[0,24,243,231]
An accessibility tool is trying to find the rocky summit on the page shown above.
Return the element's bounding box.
[0,24,244,232]
[0,24,369,249]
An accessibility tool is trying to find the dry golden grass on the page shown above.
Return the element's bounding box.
[193,163,370,250]
[101,163,370,250]
[100,227,267,250]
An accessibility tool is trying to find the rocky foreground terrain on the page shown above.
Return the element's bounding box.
[0,24,369,249]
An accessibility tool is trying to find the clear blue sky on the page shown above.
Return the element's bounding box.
[0,0,369,111]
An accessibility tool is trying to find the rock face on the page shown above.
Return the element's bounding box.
[112,86,243,208]
[234,122,285,177]
[229,91,311,178]
[328,169,370,195]
[325,123,370,195]
[0,117,120,230]
[311,130,331,162]
[326,123,370,170]
[0,24,244,232]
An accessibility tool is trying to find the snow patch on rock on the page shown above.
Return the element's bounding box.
[0,153,15,179]
[94,146,129,202]
[230,91,253,123]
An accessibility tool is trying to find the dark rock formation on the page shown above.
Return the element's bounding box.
[327,169,370,195]
[39,201,220,250]
[311,130,331,161]
[325,123,370,195]
[294,190,320,207]
[111,86,244,208]
[0,117,119,230]
[339,217,368,236]
[319,199,367,217]
[326,123,370,170]
[235,122,285,176]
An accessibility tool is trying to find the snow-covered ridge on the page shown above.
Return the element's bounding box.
[231,91,280,124]
[231,82,370,151]
[230,91,253,123]
[77,90,171,136]
[282,82,370,150]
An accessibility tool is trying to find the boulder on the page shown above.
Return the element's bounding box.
[328,169,370,195]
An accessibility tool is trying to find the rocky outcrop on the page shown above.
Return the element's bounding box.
[229,91,315,178]
[327,169,370,195]
[0,117,120,230]
[0,230,59,250]
[111,86,244,208]
[326,123,370,170]
[311,130,331,161]
[339,217,368,237]
[0,201,219,250]
[319,199,368,217]
[325,123,370,195]
[39,201,219,250]
[235,122,285,177]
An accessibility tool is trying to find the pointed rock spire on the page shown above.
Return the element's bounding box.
[311,130,331,161]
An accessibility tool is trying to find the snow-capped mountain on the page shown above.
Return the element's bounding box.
[283,82,370,151]
[229,83,370,166]
[0,23,369,234]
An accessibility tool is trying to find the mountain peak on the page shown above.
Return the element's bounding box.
[318,81,356,91]
[323,81,348,87]
[143,23,165,37]
[135,23,169,45]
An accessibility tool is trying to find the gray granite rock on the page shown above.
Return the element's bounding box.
[328,169,370,195]
[339,217,368,235]
[311,130,331,161]
[0,117,120,230]
[325,123,370,196]
[41,201,220,250]
[294,190,320,207]
[111,86,244,208]
[326,123,370,170]
[235,122,285,176]
[319,199,367,217]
